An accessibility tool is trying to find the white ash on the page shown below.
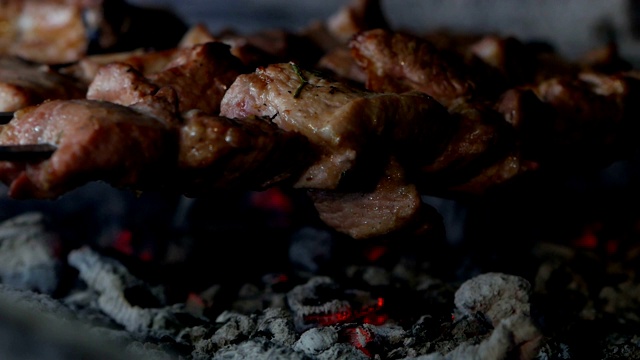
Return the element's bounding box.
[314,342,370,360]
[67,246,206,339]
[293,326,338,355]
[453,272,532,327]
[0,212,61,294]
[192,311,299,359]
[0,284,160,360]
[286,276,352,331]
[208,337,308,360]
[256,307,298,346]
[600,280,640,322]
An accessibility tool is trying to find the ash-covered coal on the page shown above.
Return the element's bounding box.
[0,209,639,360]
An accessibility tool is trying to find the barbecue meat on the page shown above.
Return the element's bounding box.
[350,29,485,106]
[87,42,247,115]
[0,0,89,64]
[0,0,187,64]
[532,72,640,169]
[308,157,442,239]
[0,99,176,199]
[220,62,452,190]
[177,110,313,195]
[0,56,87,112]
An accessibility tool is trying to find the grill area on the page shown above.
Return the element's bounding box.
[1,165,640,359]
[1,1,640,359]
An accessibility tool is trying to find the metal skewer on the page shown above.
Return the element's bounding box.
[0,112,56,161]
[0,144,57,161]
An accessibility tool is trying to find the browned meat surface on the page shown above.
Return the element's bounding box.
[0,0,186,64]
[416,99,529,195]
[0,56,87,112]
[60,48,180,84]
[177,110,313,195]
[0,0,89,64]
[468,35,539,87]
[350,29,484,106]
[317,46,368,85]
[308,158,438,239]
[0,99,176,199]
[88,42,247,115]
[325,0,389,44]
[220,62,451,190]
[532,72,640,168]
[494,87,554,160]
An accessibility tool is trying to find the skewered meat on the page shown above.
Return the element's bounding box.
[0,56,87,112]
[308,157,442,239]
[0,99,176,199]
[219,62,451,190]
[177,110,313,195]
[350,29,487,107]
[0,0,187,65]
[88,42,247,115]
[0,0,639,240]
[0,95,312,200]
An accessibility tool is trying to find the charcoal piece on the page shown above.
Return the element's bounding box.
[67,247,202,340]
[0,212,61,294]
[206,337,307,360]
[454,272,532,327]
[293,326,338,355]
[256,308,297,347]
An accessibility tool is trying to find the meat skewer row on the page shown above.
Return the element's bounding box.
[0,55,637,240]
[0,0,638,240]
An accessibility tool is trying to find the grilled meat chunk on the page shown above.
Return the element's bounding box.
[350,29,484,106]
[220,62,451,190]
[0,99,176,199]
[308,158,441,239]
[177,110,313,196]
[532,72,640,169]
[88,42,247,115]
[0,56,87,112]
[0,0,186,64]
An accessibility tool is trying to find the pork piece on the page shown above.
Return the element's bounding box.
[0,0,185,64]
[87,42,247,115]
[326,0,389,44]
[0,99,176,199]
[317,46,368,85]
[213,28,325,70]
[309,158,443,239]
[468,35,539,87]
[0,56,87,112]
[415,99,531,196]
[495,87,555,161]
[0,0,90,64]
[60,47,180,84]
[220,62,452,190]
[532,72,640,169]
[177,110,313,196]
[309,0,389,85]
[350,29,497,106]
